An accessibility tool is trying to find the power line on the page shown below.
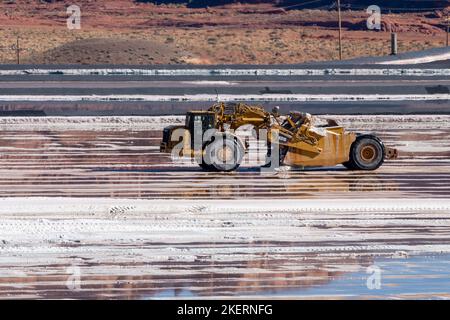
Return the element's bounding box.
[279,0,449,12]
[280,0,331,10]
[339,2,449,12]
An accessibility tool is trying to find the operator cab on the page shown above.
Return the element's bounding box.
[185,111,216,148]
[186,111,216,132]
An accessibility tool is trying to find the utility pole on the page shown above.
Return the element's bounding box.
[16,36,20,65]
[446,11,449,47]
[337,0,343,60]
[390,32,398,55]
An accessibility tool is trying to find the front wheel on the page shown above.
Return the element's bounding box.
[343,135,385,171]
[198,161,215,171]
[202,134,244,172]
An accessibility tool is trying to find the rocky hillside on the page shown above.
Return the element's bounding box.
[1,0,448,65]
[134,0,450,10]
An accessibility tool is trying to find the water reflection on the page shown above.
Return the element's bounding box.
[0,252,373,299]
[0,168,401,198]
[4,253,450,299]
[2,128,450,198]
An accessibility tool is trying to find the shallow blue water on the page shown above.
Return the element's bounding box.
[149,253,450,299]
[251,253,450,299]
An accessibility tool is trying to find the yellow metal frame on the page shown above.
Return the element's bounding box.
[161,102,394,168]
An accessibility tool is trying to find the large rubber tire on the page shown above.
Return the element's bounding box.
[344,135,385,171]
[198,161,215,171]
[202,134,244,172]
[342,160,356,170]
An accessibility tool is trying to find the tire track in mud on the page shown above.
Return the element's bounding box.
[1,205,450,299]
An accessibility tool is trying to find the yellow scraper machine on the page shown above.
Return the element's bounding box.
[160,102,398,172]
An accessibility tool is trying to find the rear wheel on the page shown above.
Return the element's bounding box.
[342,160,355,170]
[344,135,385,171]
[202,134,244,172]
